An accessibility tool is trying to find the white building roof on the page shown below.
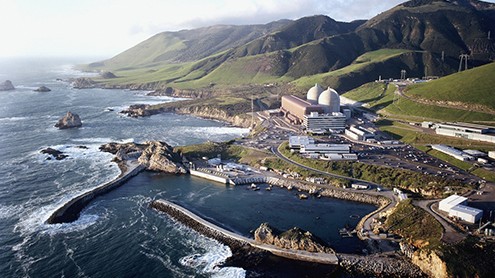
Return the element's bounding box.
[450,204,483,216]
[440,194,467,207]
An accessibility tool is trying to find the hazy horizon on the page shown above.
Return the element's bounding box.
[3,0,494,59]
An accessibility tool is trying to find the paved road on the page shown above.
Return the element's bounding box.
[413,199,466,244]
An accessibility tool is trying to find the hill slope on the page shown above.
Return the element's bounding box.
[86,0,495,95]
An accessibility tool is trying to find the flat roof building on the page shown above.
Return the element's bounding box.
[449,205,483,224]
[439,195,483,224]
[303,112,346,133]
[289,136,315,149]
[300,144,351,154]
[431,144,474,161]
[439,194,468,212]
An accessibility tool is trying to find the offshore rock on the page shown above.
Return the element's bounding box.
[254,223,334,253]
[0,80,15,91]
[34,86,51,92]
[138,141,188,174]
[70,77,97,89]
[40,148,68,160]
[120,104,155,117]
[55,111,82,129]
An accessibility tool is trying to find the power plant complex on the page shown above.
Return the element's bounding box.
[280,84,349,133]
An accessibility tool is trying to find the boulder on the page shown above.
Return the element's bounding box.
[55,111,82,129]
[0,80,15,91]
[138,141,187,174]
[34,86,51,92]
[254,223,334,253]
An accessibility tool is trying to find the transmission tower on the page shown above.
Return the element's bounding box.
[458,54,469,72]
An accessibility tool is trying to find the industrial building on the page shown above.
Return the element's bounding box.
[289,136,315,149]
[300,144,351,154]
[345,126,375,141]
[431,144,474,161]
[280,84,347,132]
[304,112,346,133]
[434,122,495,144]
[439,195,483,224]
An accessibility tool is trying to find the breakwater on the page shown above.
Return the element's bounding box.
[150,199,340,265]
[47,161,145,224]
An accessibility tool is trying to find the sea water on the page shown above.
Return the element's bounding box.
[0,58,375,277]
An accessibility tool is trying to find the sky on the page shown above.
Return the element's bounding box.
[1,0,495,59]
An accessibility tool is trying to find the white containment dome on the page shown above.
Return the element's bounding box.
[318,87,340,113]
[306,83,324,104]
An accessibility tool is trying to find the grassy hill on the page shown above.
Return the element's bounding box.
[405,62,495,111]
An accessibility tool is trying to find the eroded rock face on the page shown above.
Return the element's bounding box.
[254,223,334,253]
[34,86,51,92]
[55,111,82,129]
[0,80,15,91]
[100,141,187,174]
[138,141,187,174]
[70,77,97,89]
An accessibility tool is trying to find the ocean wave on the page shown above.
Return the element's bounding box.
[178,230,246,277]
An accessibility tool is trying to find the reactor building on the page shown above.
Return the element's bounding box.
[280,84,349,133]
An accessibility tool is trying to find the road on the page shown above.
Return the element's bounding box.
[413,199,467,244]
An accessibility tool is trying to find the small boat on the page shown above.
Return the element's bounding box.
[265,187,272,191]
[250,183,260,191]
[298,194,308,200]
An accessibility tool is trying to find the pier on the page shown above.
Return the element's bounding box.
[47,160,145,224]
[151,199,340,265]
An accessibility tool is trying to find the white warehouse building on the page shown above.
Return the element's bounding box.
[439,195,483,224]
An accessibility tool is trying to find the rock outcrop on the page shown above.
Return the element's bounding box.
[411,249,448,278]
[0,80,15,91]
[34,86,51,92]
[254,223,334,253]
[100,71,117,79]
[70,77,97,89]
[138,141,187,174]
[40,148,68,160]
[121,104,155,117]
[100,141,187,174]
[55,111,82,129]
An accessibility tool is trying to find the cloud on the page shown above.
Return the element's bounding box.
[1,0,494,57]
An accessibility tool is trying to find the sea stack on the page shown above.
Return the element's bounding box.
[0,80,15,91]
[34,86,51,92]
[55,111,82,129]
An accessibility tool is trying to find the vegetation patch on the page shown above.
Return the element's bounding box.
[385,199,442,249]
[440,237,495,278]
[278,142,471,197]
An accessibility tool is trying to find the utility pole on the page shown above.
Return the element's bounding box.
[489,31,491,40]
[441,51,445,62]
[458,54,469,72]
[251,93,254,129]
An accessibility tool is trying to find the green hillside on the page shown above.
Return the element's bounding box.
[405,62,495,111]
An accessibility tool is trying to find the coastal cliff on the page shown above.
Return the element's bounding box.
[121,104,253,128]
[411,250,448,278]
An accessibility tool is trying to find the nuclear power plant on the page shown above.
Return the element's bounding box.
[280,84,350,133]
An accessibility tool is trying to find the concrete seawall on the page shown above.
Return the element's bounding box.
[151,199,340,265]
[47,160,145,224]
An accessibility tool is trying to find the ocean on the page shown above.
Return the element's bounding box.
[0,58,375,277]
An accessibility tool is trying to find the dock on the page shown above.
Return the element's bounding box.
[151,199,339,265]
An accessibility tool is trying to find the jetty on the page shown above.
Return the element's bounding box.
[47,160,145,224]
[151,199,339,265]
